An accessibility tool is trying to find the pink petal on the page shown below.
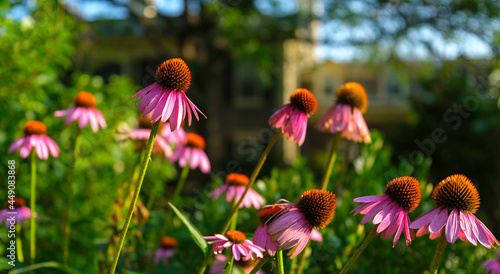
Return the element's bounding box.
[361,198,391,224]
[8,137,25,153]
[66,107,80,125]
[288,231,311,259]
[445,208,459,243]
[429,229,442,240]
[416,224,430,237]
[94,109,107,129]
[232,244,241,261]
[88,110,99,132]
[410,207,442,229]
[375,203,398,232]
[353,195,389,203]
[459,210,476,245]
[146,91,166,122]
[429,208,449,233]
[161,91,176,123]
[20,136,33,158]
[392,210,406,247]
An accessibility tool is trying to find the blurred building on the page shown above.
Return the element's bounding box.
[70,0,412,170]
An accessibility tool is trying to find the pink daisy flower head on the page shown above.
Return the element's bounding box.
[410,174,499,248]
[252,205,285,256]
[171,133,210,173]
[132,58,206,131]
[266,189,336,258]
[154,236,177,266]
[268,88,318,146]
[352,176,421,247]
[203,230,265,261]
[483,252,500,274]
[54,91,107,132]
[210,255,264,274]
[119,115,173,158]
[210,173,264,209]
[317,82,371,144]
[8,121,60,160]
[0,198,38,228]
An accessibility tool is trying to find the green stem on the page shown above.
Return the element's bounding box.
[429,235,448,274]
[339,225,378,274]
[249,256,269,274]
[109,121,160,274]
[30,152,37,265]
[63,128,81,265]
[229,196,238,231]
[225,253,234,274]
[220,131,281,235]
[16,224,24,263]
[290,257,297,274]
[320,132,342,190]
[277,249,285,274]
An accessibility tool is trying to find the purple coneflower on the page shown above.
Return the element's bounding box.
[318,82,371,144]
[352,176,421,246]
[268,88,317,146]
[410,174,499,248]
[203,230,265,261]
[210,173,264,209]
[266,189,336,258]
[132,58,205,131]
[161,120,187,147]
[54,91,107,132]
[153,236,177,266]
[171,133,210,173]
[118,115,172,158]
[252,205,284,256]
[483,252,500,274]
[0,198,37,228]
[210,255,264,274]
[9,121,60,160]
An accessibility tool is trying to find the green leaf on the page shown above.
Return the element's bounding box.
[168,202,207,254]
[0,257,14,271]
[9,261,80,274]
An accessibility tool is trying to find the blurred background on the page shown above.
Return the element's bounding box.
[1,0,500,273]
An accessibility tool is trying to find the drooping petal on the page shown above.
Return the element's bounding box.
[287,230,312,259]
[360,198,391,224]
[428,208,449,233]
[353,195,389,203]
[8,137,25,153]
[416,224,430,237]
[94,109,107,129]
[375,203,398,232]
[445,209,459,243]
[410,207,442,229]
[392,210,406,247]
[20,136,33,158]
[232,244,241,261]
[459,210,476,245]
